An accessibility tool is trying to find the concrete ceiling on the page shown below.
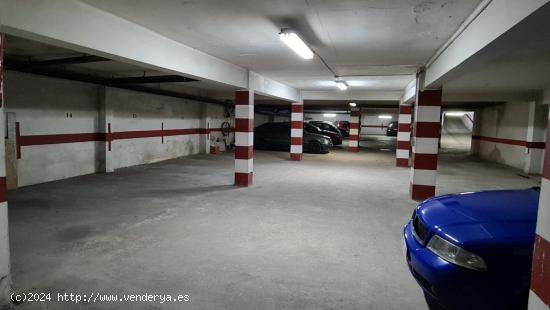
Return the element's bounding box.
[442,2,550,100]
[80,0,482,91]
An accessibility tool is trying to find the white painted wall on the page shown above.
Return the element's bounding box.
[4,71,231,186]
[361,108,398,135]
[5,71,99,186]
[471,101,548,173]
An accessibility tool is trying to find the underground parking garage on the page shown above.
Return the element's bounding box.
[0,1,550,309]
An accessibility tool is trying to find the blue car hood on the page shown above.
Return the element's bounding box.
[417,189,539,246]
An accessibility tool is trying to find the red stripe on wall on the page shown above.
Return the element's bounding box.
[19,133,103,146]
[350,123,359,129]
[472,135,546,149]
[349,136,359,141]
[0,177,6,203]
[531,234,550,307]
[15,124,228,157]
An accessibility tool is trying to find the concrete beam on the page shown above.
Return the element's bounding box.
[424,0,550,88]
[400,79,417,104]
[301,90,402,102]
[0,0,293,101]
[0,0,247,87]
[249,71,300,103]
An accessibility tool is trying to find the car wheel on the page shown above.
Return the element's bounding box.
[308,141,323,154]
[424,292,447,310]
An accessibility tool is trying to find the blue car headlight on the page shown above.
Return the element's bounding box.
[427,235,487,271]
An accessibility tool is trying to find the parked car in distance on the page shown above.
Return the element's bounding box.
[254,122,333,154]
[386,121,398,136]
[403,188,540,310]
[310,121,344,143]
[334,120,350,137]
[305,122,343,145]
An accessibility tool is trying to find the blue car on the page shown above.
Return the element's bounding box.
[403,188,540,310]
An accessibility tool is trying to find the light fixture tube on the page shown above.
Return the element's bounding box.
[335,80,348,91]
[279,29,314,60]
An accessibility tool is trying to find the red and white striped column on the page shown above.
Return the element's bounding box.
[234,90,254,187]
[410,89,442,201]
[528,109,550,310]
[0,33,11,307]
[348,109,361,152]
[396,104,412,167]
[290,102,303,161]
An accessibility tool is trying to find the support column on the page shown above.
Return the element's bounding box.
[97,86,114,173]
[234,90,253,187]
[396,104,412,167]
[290,102,303,161]
[199,103,211,154]
[528,103,550,310]
[524,101,549,175]
[348,109,360,152]
[410,89,442,201]
[0,33,11,307]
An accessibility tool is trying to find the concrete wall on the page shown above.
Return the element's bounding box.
[360,108,398,135]
[5,71,99,186]
[5,71,231,187]
[304,112,349,123]
[471,101,548,174]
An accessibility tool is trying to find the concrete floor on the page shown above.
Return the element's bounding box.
[7,136,540,310]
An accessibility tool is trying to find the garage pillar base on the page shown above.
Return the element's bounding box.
[290,153,302,161]
[235,172,253,187]
[410,184,435,201]
[348,109,361,152]
[396,158,409,167]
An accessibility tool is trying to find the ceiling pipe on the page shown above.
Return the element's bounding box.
[426,0,493,68]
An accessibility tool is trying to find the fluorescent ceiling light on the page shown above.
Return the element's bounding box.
[335,80,348,91]
[323,113,336,118]
[378,115,392,119]
[349,102,357,107]
[279,29,314,60]
[446,112,466,117]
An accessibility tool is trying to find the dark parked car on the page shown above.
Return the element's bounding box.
[403,188,540,310]
[386,121,398,136]
[310,121,344,145]
[305,122,342,145]
[334,120,350,137]
[254,122,332,154]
